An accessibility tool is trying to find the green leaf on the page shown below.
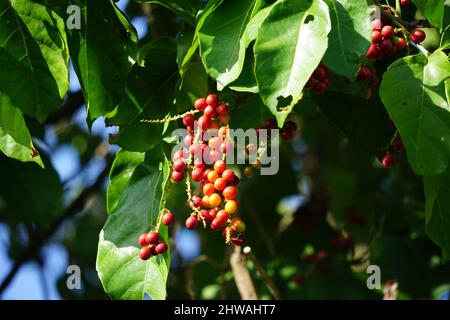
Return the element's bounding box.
[66,0,138,122]
[323,0,371,80]
[244,4,274,45]
[198,0,262,90]
[0,154,62,226]
[107,149,145,213]
[229,48,258,93]
[254,0,331,126]
[380,54,450,175]
[424,50,450,86]
[424,169,450,262]
[107,38,179,152]
[412,0,444,29]
[97,146,171,300]
[0,0,69,122]
[0,94,43,167]
[313,91,392,155]
[176,61,209,111]
[441,25,450,50]
[135,0,199,25]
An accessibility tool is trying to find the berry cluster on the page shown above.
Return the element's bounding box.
[171,94,247,245]
[307,64,330,94]
[381,137,404,168]
[356,65,379,98]
[366,19,407,60]
[256,118,298,141]
[137,211,175,260]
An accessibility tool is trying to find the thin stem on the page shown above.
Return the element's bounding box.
[242,246,282,300]
[140,109,198,124]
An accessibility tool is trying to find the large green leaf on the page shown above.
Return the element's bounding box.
[65,0,138,122]
[323,0,371,80]
[229,48,258,93]
[135,0,199,24]
[97,146,171,300]
[424,50,450,86]
[107,149,145,213]
[198,0,262,90]
[254,0,331,126]
[0,93,43,167]
[313,91,392,155]
[380,54,450,175]
[107,39,179,152]
[424,169,450,262]
[441,25,450,50]
[0,0,69,122]
[412,0,444,29]
[244,4,274,45]
[0,154,62,226]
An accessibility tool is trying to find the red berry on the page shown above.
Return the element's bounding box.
[284,121,298,133]
[222,169,235,183]
[411,29,426,43]
[214,160,226,174]
[198,115,210,130]
[209,120,220,130]
[281,129,293,141]
[382,153,396,168]
[145,231,159,245]
[194,159,206,170]
[139,246,152,260]
[219,114,230,124]
[223,186,238,200]
[173,159,186,172]
[183,114,195,127]
[214,178,227,191]
[215,210,229,226]
[206,94,219,108]
[172,150,184,161]
[356,66,372,81]
[371,19,382,31]
[183,134,193,147]
[204,106,217,119]
[208,209,218,220]
[200,209,212,222]
[381,25,395,38]
[138,233,149,247]
[191,167,205,182]
[203,183,215,196]
[162,212,175,226]
[265,118,277,129]
[392,137,404,152]
[220,141,232,154]
[396,37,406,50]
[365,44,378,58]
[185,216,199,229]
[216,103,229,115]
[171,170,184,183]
[294,274,305,285]
[210,218,222,231]
[400,0,411,7]
[155,242,168,254]
[313,66,328,80]
[231,233,245,246]
[195,98,207,111]
[372,31,382,44]
[380,38,394,54]
[192,195,202,208]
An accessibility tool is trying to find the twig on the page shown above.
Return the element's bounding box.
[229,246,258,300]
[0,155,113,295]
[242,246,282,300]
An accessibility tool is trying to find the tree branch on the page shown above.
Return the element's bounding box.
[229,246,258,300]
[0,155,113,295]
[46,90,84,124]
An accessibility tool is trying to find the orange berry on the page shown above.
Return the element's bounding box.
[231,217,246,232]
[223,186,238,200]
[202,195,210,207]
[203,183,215,196]
[224,200,239,214]
[214,177,227,191]
[209,193,222,207]
[214,160,226,174]
[207,170,219,183]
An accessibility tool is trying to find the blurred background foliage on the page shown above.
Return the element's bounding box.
[0,0,449,300]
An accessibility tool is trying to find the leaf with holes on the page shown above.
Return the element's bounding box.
[255,0,331,126]
[380,54,450,176]
[323,0,372,80]
[0,0,69,122]
[97,146,171,300]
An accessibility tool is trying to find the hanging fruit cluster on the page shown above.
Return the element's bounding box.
[307,63,330,94]
[137,211,174,261]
